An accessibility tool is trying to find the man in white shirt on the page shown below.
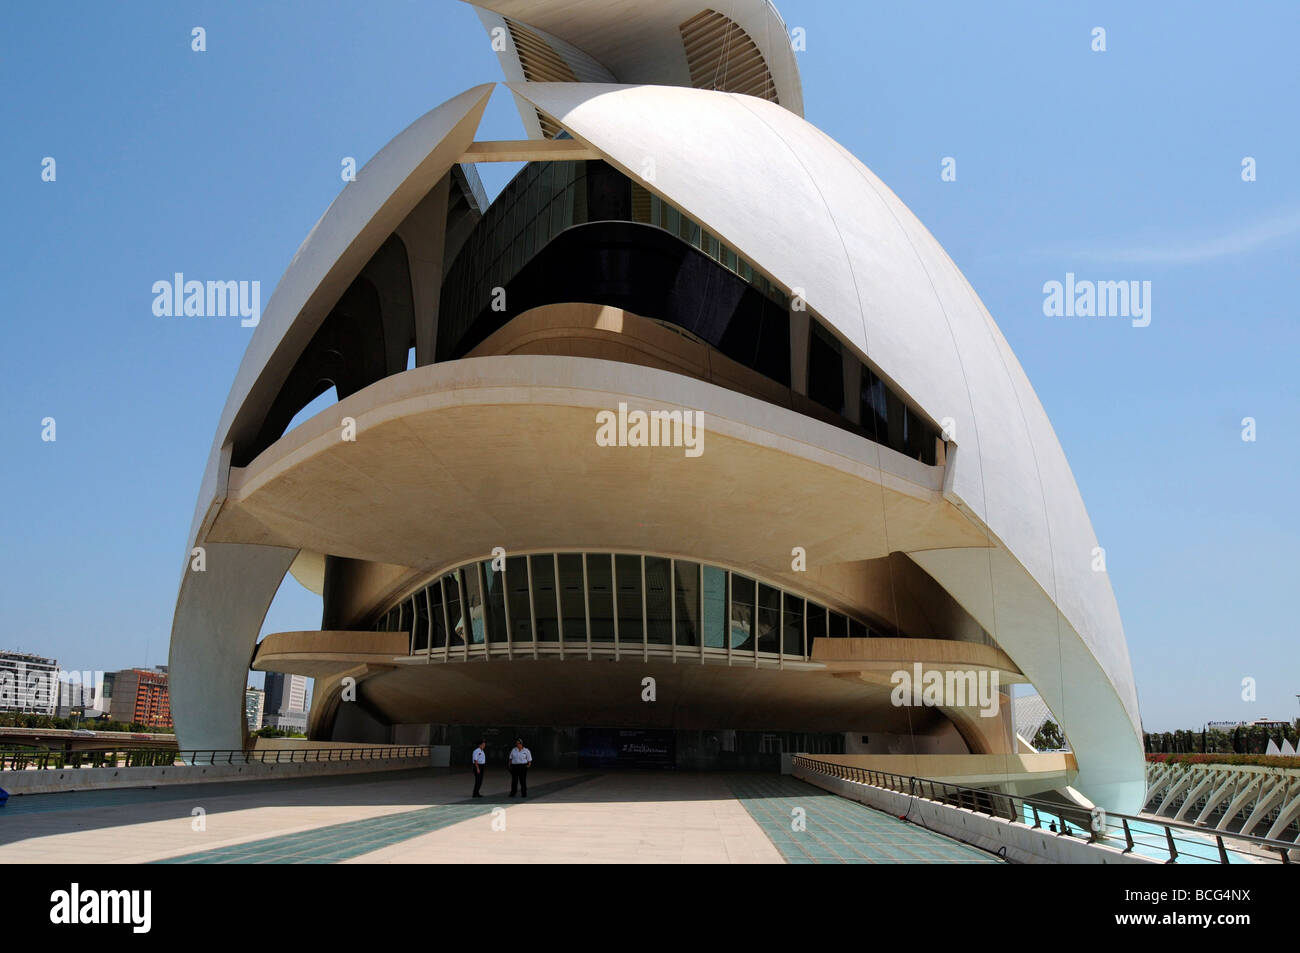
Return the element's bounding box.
[508,738,533,798]
[471,739,486,797]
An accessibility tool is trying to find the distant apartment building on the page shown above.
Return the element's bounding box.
[108,667,172,729]
[56,669,113,718]
[264,672,307,716]
[0,650,59,715]
[263,672,309,732]
[264,709,308,733]
[245,686,265,732]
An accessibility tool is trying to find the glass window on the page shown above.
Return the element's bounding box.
[615,554,643,645]
[512,228,526,277]
[461,566,486,645]
[565,175,580,226]
[783,595,805,656]
[849,617,868,639]
[730,574,755,651]
[829,611,848,638]
[809,323,845,415]
[674,561,700,647]
[702,566,727,648]
[681,216,701,248]
[413,592,430,653]
[587,554,615,642]
[538,162,554,205]
[558,554,587,642]
[754,306,791,386]
[861,366,889,444]
[631,182,652,224]
[886,389,907,455]
[530,555,560,642]
[522,211,538,263]
[664,205,680,237]
[904,408,938,465]
[444,572,464,647]
[482,560,508,643]
[550,184,567,236]
[806,603,827,646]
[757,584,781,653]
[429,579,447,649]
[397,600,408,636]
[645,556,672,645]
[505,556,532,642]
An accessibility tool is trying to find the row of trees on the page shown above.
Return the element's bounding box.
[0,711,172,734]
[1144,722,1299,755]
[251,726,307,739]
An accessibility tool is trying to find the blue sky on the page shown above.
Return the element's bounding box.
[1,1,1296,731]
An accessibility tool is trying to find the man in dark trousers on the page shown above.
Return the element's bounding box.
[508,738,533,797]
[471,739,486,797]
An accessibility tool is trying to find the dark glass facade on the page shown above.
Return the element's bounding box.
[437,159,941,466]
[377,551,894,661]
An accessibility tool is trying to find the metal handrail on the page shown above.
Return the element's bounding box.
[791,754,1297,865]
[0,745,431,772]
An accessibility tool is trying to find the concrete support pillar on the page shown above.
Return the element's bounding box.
[1195,775,1238,825]
[1215,777,1263,832]
[789,309,809,396]
[1156,769,1196,815]
[395,175,451,367]
[1264,786,1300,841]
[1240,777,1290,836]
[1173,769,1219,821]
[168,542,298,750]
[1143,764,1175,810]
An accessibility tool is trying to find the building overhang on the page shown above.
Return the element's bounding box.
[207,356,987,597]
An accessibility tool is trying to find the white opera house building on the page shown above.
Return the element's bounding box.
[168,0,1146,813]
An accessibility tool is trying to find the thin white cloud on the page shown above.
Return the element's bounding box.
[998,207,1300,265]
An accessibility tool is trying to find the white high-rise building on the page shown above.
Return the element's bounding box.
[0,651,59,715]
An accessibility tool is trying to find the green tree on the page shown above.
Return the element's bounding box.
[1032,720,1066,750]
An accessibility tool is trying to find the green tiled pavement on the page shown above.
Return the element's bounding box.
[153,773,599,864]
[727,775,1002,864]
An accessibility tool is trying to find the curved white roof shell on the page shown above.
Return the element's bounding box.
[470,0,804,137]
[508,81,1143,807]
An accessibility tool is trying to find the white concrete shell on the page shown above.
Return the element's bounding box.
[470,0,804,121]
[506,81,1144,809]
[170,79,1144,811]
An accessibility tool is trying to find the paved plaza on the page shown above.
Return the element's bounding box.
[0,769,1001,864]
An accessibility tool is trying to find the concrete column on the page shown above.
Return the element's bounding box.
[788,309,809,395]
[168,542,298,751]
[395,176,451,367]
